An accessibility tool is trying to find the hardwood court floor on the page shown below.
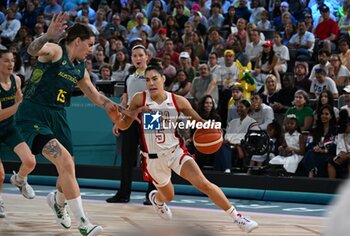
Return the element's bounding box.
[0,194,326,236]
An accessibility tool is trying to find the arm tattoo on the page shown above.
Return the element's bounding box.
[102,98,111,108]
[87,86,94,94]
[42,139,62,159]
[27,33,49,56]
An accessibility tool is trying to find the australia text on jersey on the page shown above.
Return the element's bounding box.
[143,110,222,131]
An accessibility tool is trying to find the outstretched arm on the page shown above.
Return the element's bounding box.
[27,12,67,60]
[78,71,143,123]
[78,70,140,122]
[108,92,145,130]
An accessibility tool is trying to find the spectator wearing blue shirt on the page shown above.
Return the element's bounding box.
[273,2,297,28]
[43,0,62,25]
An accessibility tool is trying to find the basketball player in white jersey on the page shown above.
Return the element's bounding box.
[108,63,259,233]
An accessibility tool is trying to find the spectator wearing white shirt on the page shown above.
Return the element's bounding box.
[245,28,263,65]
[249,93,274,130]
[310,67,338,99]
[328,54,350,94]
[217,99,256,172]
[273,31,289,83]
[257,10,271,31]
[217,49,240,127]
[93,9,108,33]
[340,85,350,114]
[288,21,315,61]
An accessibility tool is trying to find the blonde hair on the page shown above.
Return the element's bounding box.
[263,74,281,95]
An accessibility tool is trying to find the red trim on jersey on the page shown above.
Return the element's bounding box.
[171,93,180,113]
[141,155,158,184]
[140,91,149,153]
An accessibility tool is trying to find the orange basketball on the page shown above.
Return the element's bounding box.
[193,128,223,154]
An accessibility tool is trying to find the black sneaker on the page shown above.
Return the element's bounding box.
[106,195,130,203]
[143,197,152,205]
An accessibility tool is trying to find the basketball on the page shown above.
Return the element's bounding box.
[193,128,223,154]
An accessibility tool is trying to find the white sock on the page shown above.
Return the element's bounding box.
[16,173,26,184]
[226,206,239,219]
[55,191,66,207]
[66,196,88,225]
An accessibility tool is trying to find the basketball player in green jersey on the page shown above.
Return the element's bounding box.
[15,13,135,236]
[0,50,36,218]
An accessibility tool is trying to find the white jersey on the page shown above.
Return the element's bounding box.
[140,91,185,154]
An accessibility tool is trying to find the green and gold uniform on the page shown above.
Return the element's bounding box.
[0,75,23,150]
[16,45,85,155]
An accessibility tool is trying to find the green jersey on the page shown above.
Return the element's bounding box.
[0,75,17,127]
[24,45,85,108]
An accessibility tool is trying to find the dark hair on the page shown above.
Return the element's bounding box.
[261,44,275,65]
[274,31,282,37]
[12,52,23,73]
[318,48,330,57]
[60,23,95,45]
[174,69,189,89]
[267,120,283,139]
[285,115,302,133]
[99,62,112,73]
[251,92,263,99]
[197,95,220,120]
[316,90,335,115]
[112,50,129,71]
[339,37,349,45]
[0,49,11,57]
[313,104,337,144]
[338,109,350,133]
[282,72,295,86]
[237,99,251,109]
[145,59,163,76]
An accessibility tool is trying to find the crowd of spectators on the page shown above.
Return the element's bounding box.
[5,0,350,179]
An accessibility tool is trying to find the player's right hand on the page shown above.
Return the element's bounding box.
[47,12,68,40]
[107,105,122,124]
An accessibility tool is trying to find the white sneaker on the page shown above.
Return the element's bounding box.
[79,217,103,236]
[0,200,5,218]
[10,171,35,199]
[149,190,172,220]
[234,214,259,233]
[46,192,71,229]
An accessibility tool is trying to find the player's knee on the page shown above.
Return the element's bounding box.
[23,155,36,171]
